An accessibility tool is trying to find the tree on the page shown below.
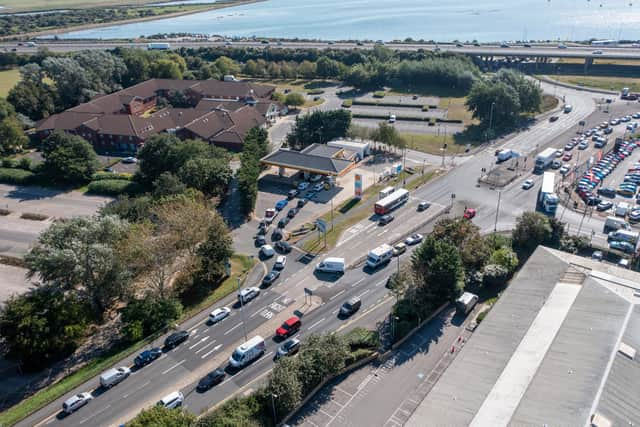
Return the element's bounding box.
[150,59,183,79]
[197,215,233,282]
[178,157,232,196]
[152,172,187,197]
[264,357,303,421]
[42,56,93,109]
[316,56,342,79]
[73,50,127,93]
[297,333,349,395]
[285,110,351,150]
[271,92,285,103]
[7,80,57,120]
[0,116,27,155]
[431,218,491,271]
[214,56,241,76]
[0,288,88,371]
[412,237,464,307]
[284,92,305,109]
[488,247,519,273]
[121,297,183,342]
[24,215,131,320]
[512,211,553,252]
[493,69,542,113]
[128,406,195,427]
[466,80,521,129]
[41,131,99,184]
[136,133,180,186]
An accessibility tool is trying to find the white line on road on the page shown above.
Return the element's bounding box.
[330,289,346,301]
[201,344,223,359]
[332,308,339,315]
[122,380,150,398]
[189,336,209,349]
[351,278,365,288]
[79,404,111,424]
[358,289,371,299]
[195,339,216,354]
[375,280,386,287]
[308,318,326,331]
[161,359,186,375]
[377,229,389,237]
[224,322,243,336]
[250,304,270,318]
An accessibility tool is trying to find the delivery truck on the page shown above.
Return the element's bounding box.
[537,172,558,215]
[366,244,393,269]
[534,148,557,173]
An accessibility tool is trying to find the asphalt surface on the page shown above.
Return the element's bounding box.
[4,40,640,60]
[13,81,631,427]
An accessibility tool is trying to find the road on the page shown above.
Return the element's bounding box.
[15,81,624,426]
[4,40,640,60]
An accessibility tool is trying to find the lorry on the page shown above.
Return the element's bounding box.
[537,171,558,215]
[366,244,394,269]
[147,42,171,50]
[496,149,518,163]
[607,229,640,246]
[228,336,266,369]
[604,216,630,233]
[534,148,557,173]
[456,292,478,315]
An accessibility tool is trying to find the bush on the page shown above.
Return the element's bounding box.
[121,298,183,343]
[476,309,490,324]
[0,167,34,185]
[488,247,518,273]
[20,212,48,221]
[91,171,132,181]
[87,179,142,196]
[1,158,16,168]
[307,88,324,95]
[17,157,31,171]
[342,99,353,108]
[482,264,509,287]
[344,327,379,350]
[373,91,386,98]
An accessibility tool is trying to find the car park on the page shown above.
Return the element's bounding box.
[262,270,280,287]
[197,369,226,391]
[62,393,93,414]
[275,241,292,253]
[276,338,301,359]
[522,179,534,190]
[393,242,407,256]
[597,201,613,211]
[209,307,231,324]
[405,233,424,245]
[275,200,288,210]
[164,331,189,349]
[238,287,260,304]
[378,214,394,225]
[134,347,162,367]
[260,244,275,257]
[158,391,184,409]
[276,316,301,339]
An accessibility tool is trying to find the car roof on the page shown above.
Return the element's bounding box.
[284,316,300,325]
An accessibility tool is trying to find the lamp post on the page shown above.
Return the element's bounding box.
[494,190,502,233]
[270,393,278,425]
[237,277,248,342]
[487,101,496,143]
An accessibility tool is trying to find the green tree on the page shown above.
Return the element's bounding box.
[136,133,180,186]
[512,211,553,252]
[152,172,187,198]
[120,48,151,86]
[431,218,491,271]
[42,56,93,109]
[73,50,127,93]
[121,297,183,342]
[488,246,519,273]
[150,59,183,79]
[24,215,131,320]
[466,80,521,129]
[412,237,464,307]
[197,215,233,282]
[178,157,232,196]
[271,92,285,103]
[195,396,264,427]
[0,116,28,155]
[493,69,542,113]
[285,110,351,150]
[214,56,241,76]
[128,406,195,427]
[297,333,349,395]
[284,92,305,109]
[41,131,99,184]
[7,80,57,120]
[264,357,303,421]
[316,56,343,79]
[0,288,88,371]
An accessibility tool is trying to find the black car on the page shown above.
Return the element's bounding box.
[417,201,430,211]
[262,270,280,287]
[287,208,299,218]
[378,214,394,226]
[197,369,226,391]
[164,330,189,349]
[134,347,162,367]
[275,241,292,253]
[287,189,299,200]
[255,235,266,246]
[585,196,601,206]
[297,198,308,208]
[597,187,617,198]
[278,217,290,228]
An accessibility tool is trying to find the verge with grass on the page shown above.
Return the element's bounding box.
[403,132,470,156]
[0,68,20,97]
[552,74,640,92]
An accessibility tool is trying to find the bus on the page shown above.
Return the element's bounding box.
[374,189,409,215]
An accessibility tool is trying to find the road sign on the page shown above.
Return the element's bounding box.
[304,288,313,296]
[316,219,327,233]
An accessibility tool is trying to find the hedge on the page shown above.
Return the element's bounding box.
[373,91,386,98]
[352,100,438,109]
[342,99,353,108]
[20,212,48,221]
[0,167,35,185]
[87,179,142,196]
[351,113,463,124]
[307,88,325,95]
[90,171,133,181]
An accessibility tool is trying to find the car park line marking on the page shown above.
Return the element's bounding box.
[308,318,326,331]
[330,289,346,301]
[189,336,209,349]
[358,289,371,299]
[162,359,186,375]
[195,340,216,354]
[201,344,223,359]
[351,278,364,287]
[79,404,111,424]
[122,380,150,398]
[224,322,243,335]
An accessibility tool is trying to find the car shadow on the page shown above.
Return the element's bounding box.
[312,270,342,282]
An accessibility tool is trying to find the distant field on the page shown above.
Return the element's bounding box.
[553,75,640,92]
[0,0,164,12]
[0,68,20,97]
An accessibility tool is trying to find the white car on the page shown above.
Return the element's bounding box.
[208,307,231,324]
[405,233,424,245]
[260,244,275,257]
[559,165,570,176]
[522,179,534,190]
[122,156,138,164]
[274,255,287,269]
[158,391,183,409]
[392,242,407,256]
[298,182,309,191]
[238,287,260,304]
[313,183,324,192]
[62,392,93,414]
[310,174,323,182]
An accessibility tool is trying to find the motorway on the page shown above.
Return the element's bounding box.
[14,81,634,426]
[4,40,640,60]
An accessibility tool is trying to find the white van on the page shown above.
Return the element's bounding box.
[608,229,640,245]
[604,216,630,232]
[388,114,396,123]
[315,257,345,274]
[229,336,266,369]
[158,391,184,409]
[366,244,394,269]
[99,366,131,388]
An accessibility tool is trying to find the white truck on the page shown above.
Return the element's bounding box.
[456,292,478,315]
[496,149,518,163]
[99,367,130,388]
[228,336,266,369]
[366,244,394,269]
[537,171,558,215]
[604,216,630,233]
[147,42,171,50]
[223,75,239,82]
[534,148,557,173]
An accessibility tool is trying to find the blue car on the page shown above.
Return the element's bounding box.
[134,347,162,367]
[609,241,636,253]
[275,199,288,211]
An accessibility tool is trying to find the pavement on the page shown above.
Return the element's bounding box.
[0,264,31,305]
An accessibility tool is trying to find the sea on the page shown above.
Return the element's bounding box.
[57,0,640,42]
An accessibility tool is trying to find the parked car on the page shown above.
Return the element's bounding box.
[597,201,613,211]
[298,182,309,191]
[610,240,636,253]
[405,233,424,245]
[392,242,407,256]
[164,331,189,349]
[275,241,292,253]
[297,198,308,208]
[378,214,394,225]
[560,166,570,176]
[277,217,289,229]
[522,179,534,190]
[287,207,298,218]
[122,157,138,164]
[197,369,226,391]
[158,391,183,409]
[255,235,266,247]
[313,182,324,192]
[551,160,562,169]
[238,287,260,304]
[275,200,288,210]
[208,307,231,324]
[309,174,323,182]
[134,347,163,367]
[100,366,131,388]
[262,270,280,287]
[276,338,301,359]
[463,208,477,219]
[62,393,93,414]
[274,255,287,269]
[260,244,275,257]
[287,189,299,199]
[563,153,573,161]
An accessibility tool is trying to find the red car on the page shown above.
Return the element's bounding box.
[463,208,477,219]
[276,316,301,339]
[562,153,572,161]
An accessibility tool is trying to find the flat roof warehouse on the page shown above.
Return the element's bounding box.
[406,246,640,427]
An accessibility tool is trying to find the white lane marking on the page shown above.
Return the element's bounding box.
[377,229,389,237]
[195,340,216,354]
[224,322,243,336]
[45,418,55,425]
[201,344,223,359]
[330,289,346,301]
[308,318,326,331]
[357,289,370,299]
[375,280,386,287]
[351,278,364,288]
[161,359,186,375]
[79,405,110,424]
[250,304,270,318]
[122,380,150,398]
[189,336,209,349]
[332,308,340,315]
[189,328,198,335]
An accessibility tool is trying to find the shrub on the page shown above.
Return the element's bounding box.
[1,158,16,168]
[482,263,509,287]
[373,91,386,98]
[488,247,518,273]
[20,212,48,221]
[428,117,436,126]
[342,99,353,108]
[307,88,324,95]
[91,171,132,181]
[476,309,490,324]
[87,179,142,196]
[17,157,31,170]
[121,298,183,343]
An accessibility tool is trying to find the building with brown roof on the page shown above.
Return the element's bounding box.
[35,79,280,153]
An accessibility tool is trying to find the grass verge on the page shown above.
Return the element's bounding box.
[541,94,559,113]
[0,69,20,97]
[0,254,255,427]
[552,74,640,92]
[438,96,475,125]
[403,132,469,155]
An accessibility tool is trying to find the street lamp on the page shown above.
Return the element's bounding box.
[486,101,496,143]
[271,393,278,425]
[237,277,248,342]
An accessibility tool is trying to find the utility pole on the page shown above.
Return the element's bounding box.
[402,147,407,186]
[396,253,400,275]
[494,190,502,232]
[270,393,278,425]
[488,101,496,142]
[330,197,334,231]
[237,277,248,342]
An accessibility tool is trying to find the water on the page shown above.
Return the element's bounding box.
[58,0,640,42]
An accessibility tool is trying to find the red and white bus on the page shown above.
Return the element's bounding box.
[374,189,409,215]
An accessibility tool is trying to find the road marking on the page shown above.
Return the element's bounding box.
[308,317,326,330]
[375,280,386,287]
[250,304,270,318]
[189,328,198,335]
[195,340,216,354]
[162,359,186,375]
[351,278,364,287]
[79,404,110,424]
[189,336,209,349]
[357,289,371,299]
[224,322,243,335]
[332,308,340,314]
[201,344,223,359]
[122,380,150,398]
[377,229,389,237]
[330,289,346,301]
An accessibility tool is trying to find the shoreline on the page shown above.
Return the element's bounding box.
[0,0,265,41]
